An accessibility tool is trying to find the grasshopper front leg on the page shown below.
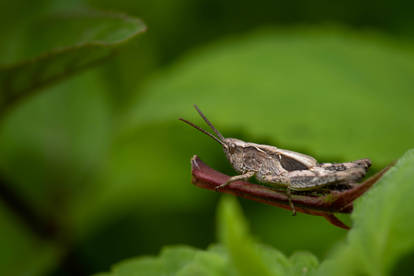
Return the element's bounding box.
[216,171,255,190]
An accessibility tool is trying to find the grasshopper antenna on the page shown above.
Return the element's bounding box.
[193,105,225,141]
[179,118,225,146]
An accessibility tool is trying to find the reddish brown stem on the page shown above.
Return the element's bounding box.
[191,155,392,230]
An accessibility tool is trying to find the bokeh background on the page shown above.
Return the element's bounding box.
[1,0,414,275]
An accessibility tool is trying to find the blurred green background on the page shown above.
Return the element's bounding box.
[1,0,414,275]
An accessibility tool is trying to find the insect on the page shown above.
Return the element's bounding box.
[180,105,371,215]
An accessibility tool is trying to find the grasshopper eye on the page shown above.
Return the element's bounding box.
[229,143,236,154]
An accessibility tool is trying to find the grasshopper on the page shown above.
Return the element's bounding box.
[180,105,371,215]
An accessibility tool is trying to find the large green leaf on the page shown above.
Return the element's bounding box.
[316,149,414,276]
[125,27,414,167]
[0,10,146,113]
[81,26,414,261]
[71,26,414,253]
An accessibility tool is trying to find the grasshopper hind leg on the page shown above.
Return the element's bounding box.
[260,174,297,215]
[286,187,296,216]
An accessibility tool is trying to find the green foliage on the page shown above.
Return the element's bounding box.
[1,1,414,275]
[218,196,280,276]
[0,5,146,276]
[67,28,414,254]
[95,149,414,276]
[0,10,145,112]
[110,246,231,276]
[96,196,319,276]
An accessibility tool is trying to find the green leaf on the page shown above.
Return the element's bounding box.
[113,257,166,276]
[72,27,414,253]
[289,252,319,276]
[218,196,319,276]
[175,246,231,276]
[0,10,146,113]
[317,149,414,276]
[94,245,230,276]
[125,27,414,167]
[217,196,279,276]
[82,27,414,261]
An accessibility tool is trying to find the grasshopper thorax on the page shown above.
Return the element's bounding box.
[222,138,246,172]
